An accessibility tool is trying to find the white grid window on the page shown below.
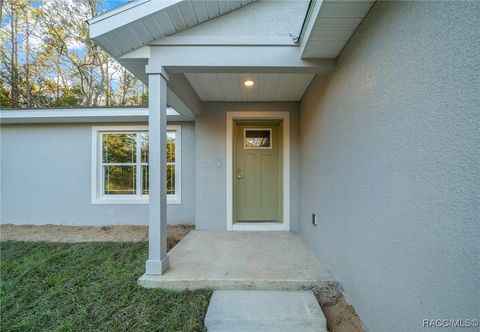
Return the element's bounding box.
[91,125,181,205]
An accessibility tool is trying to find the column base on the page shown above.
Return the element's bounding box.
[145,256,170,275]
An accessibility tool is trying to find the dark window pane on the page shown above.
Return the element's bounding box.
[167,165,175,195]
[142,165,149,195]
[103,133,136,163]
[245,130,270,138]
[104,166,136,195]
[167,131,175,163]
[245,130,271,148]
[140,133,149,163]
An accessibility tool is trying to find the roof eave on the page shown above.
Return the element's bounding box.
[0,107,187,124]
[88,0,181,39]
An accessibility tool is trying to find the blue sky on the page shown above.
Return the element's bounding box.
[98,0,130,14]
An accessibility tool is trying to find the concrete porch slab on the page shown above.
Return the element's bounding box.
[138,231,335,290]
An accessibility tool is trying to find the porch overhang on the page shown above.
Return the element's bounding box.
[118,44,335,113]
[89,0,375,114]
[145,45,336,74]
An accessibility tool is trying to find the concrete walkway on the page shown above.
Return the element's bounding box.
[205,290,327,332]
[138,231,335,290]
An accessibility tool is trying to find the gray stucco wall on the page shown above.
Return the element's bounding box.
[195,102,300,231]
[172,0,308,40]
[299,2,479,331]
[0,122,195,225]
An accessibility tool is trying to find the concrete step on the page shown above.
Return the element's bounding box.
[204,290,327,332]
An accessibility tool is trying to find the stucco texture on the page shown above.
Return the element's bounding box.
[299,1,480,331]
[171,0,308,40]
[1,122,195,225]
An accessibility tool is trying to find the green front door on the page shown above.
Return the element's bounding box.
[234,122,281,223]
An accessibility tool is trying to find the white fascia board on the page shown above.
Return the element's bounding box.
[146,45,336,74]
[149,36,296,46]
[299,0,325,57]
[89,0,181,38]
[89,0,150,24]
[0,108,181,124]
[120,46,151,59]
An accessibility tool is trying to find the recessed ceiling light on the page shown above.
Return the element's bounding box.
[244,80,255,87]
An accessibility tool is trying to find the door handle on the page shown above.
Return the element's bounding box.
[236,175,245,179]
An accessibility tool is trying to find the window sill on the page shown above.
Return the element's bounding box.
[91,197,181,205]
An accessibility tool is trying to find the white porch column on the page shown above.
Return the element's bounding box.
[145,72,169,275]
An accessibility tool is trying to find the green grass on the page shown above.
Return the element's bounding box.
[0,241,212,332]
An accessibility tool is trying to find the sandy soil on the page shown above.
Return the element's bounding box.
[0,224,194,251]
[314,285,366,332]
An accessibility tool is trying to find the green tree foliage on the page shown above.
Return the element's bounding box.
[0,0,147,108]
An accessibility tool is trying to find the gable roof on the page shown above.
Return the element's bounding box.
[90,0,375,61]
[89,0,256,58]
[300,0,375,58]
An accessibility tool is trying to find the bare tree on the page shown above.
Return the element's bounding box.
[9,0,18,106]
[0,0,147,108]
[24,5,31,107]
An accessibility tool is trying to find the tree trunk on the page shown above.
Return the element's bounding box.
[90,64,98,106]
[105,59,110,106]
[0,0,4,24]
[10,1,18,107]
[25,8,31,108]
[55,58,60,104]
[121,68,127,105]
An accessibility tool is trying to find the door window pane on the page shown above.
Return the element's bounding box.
[244,129,271,148]
[104,166,136,195]
[102,133,136,163]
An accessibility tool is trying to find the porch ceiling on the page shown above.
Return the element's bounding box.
[185,73,315,102]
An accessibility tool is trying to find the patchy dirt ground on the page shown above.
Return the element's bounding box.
[314,285,366,332]
[0,224,194,251]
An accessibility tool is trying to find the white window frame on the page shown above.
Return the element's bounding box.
[165,125,182,204]
[91,125,182,205]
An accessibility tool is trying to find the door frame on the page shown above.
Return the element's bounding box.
[226,111,290,231]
